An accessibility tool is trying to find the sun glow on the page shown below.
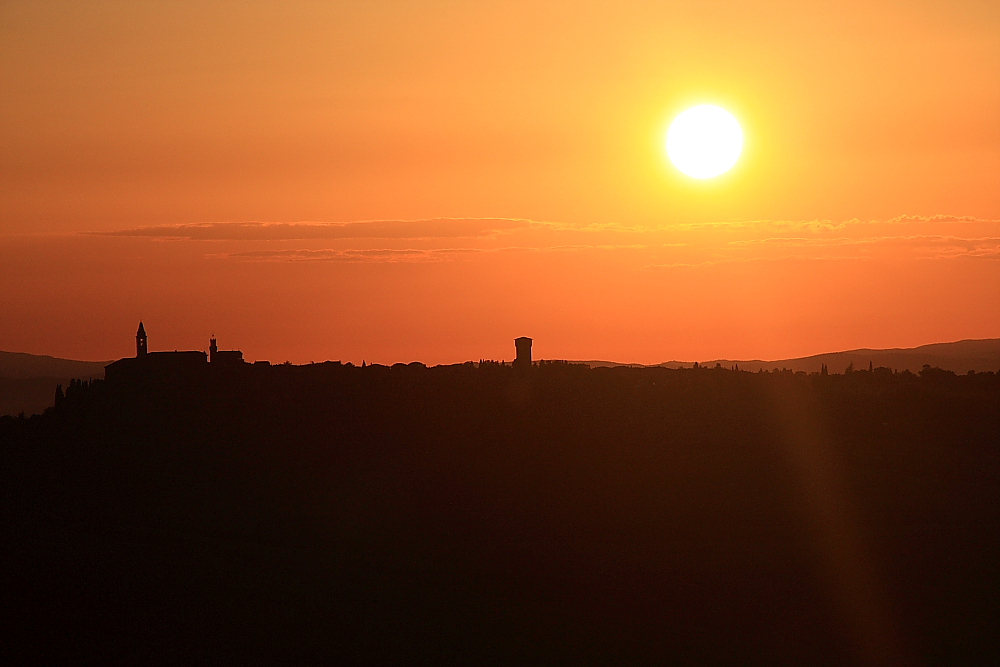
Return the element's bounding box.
[666,105,743,179]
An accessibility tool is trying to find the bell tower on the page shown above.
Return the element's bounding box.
[136,322,148,357]
[209,337,218,363]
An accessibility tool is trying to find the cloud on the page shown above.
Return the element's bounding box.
[221,248,481,262]
[886,215,995,224]
[727,234,1000,258]
[640,255,878,270]
[86,215,1000,244]
[93,218,536,241]
[219,243,648,262]
[728,236,860,247]
[83,216,1000,266]
[495,244,647,253]
[668,219,852,233]
[670,215,998,234]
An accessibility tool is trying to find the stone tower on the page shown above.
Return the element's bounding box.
[514,337,532,368]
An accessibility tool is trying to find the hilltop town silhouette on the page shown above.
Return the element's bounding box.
[3,323,999,665]
[103,322,252,382]
[103,322,535,381]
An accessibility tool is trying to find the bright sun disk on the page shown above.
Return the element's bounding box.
[667,105,743,179]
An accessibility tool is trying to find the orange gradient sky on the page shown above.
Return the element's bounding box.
[1,1,998,363]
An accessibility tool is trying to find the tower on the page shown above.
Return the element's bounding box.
[514,337,532,368]
[210,337,218,363]
[136,322,147,357]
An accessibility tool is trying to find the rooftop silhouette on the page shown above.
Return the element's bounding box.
[104,323,246,382]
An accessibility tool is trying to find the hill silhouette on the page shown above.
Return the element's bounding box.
[3,360,998,664]
[0,351,110,417]
[4,338,998,416]
[0,351,110,379]
[579,337,1000,374]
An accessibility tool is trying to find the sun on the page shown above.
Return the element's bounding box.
[666,105,743,179]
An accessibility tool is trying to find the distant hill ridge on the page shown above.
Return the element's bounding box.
[0,351,111,380]
[0,352,111,417]
[4,338,999,379]
[576,338,1000,374]
[2,339,998,416]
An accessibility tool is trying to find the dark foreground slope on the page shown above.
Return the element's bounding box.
[3,363,998,665]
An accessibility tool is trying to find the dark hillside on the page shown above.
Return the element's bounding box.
[697,337,1000,374]
[0,351,109,379]
[3,363,998,665]
[580,337,1000,374]
[0,351,109,416]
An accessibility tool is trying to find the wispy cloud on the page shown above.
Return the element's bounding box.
[670,216,998,233]
[92,218,538,241]
[727,234,1000,259]
[640,255,877,270]
[886,215,994,224]
[219,243,647,262]
[82,215,1000,265]
[221,248,481,262]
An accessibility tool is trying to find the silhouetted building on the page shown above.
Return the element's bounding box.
[106,322,208,382]
[210,337,244,366]
[515,337,532,368]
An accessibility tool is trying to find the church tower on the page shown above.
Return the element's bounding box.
[209,337,218,363]
[136,322,148,357]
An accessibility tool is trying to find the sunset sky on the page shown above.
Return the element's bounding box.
[2,1,998,364]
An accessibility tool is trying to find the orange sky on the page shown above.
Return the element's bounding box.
[1,1,998,364]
